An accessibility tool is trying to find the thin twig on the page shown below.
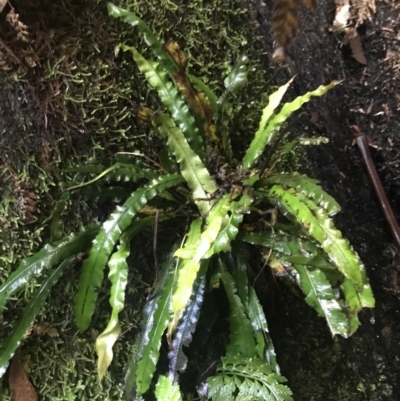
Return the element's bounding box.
[353,128,400,249]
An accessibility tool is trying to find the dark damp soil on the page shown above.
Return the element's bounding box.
[242,0,400,399]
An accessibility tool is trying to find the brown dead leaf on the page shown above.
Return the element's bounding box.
[0,0,7,13]
[9,350,38,401]
[345,28,367,64]
[163,40,188,71]
[352,0,376,26]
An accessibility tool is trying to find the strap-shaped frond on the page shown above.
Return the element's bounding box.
[168,261,207,382]
[74,174,184,331]
[243,80,339,169]
[262,173,341,216]
[66,162,160,191]
[121,45,206,161]
[204,192,253,257]
[0,226,99,314]
[0,256,76,378]
[95,216,163,381]
[219,265,257,358]
[216,56,249,159]
[267,184,366,288]
[293,264,351,336]
[248,287,280,372]
[125,243,178,399]
[239,231,292,255]
[156,113,216,216]
[107,3,177,75]
[169,197,231,337]
[207,355,293,401]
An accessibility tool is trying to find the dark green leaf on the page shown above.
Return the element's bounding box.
[0,256,76,377]
[74,174,184,331]
[168,261,207,382]
[0,226,99,314]
[220,265,257,358]
[125,243,178,398]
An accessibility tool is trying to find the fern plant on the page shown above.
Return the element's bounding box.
[0,3,374,400]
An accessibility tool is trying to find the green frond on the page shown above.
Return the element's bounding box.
[66,162,160,190]
[156,113,216,216]
[262,174,341,216]
[170,197,231,336]
[107,3,177,75]
[216,56,249,158]
[292,264,350,337]
[243,80,339,169]
[168,262,207,382]
[121,45,206,160]
[204,192,253,257]
[125,243,178,399]
[0,256,76,378]
[239,231,292,256]
[74,174,184,332]
[230,246,250,308]
[0,226,99,314]
[267,184,366,289]
[95,217,161,381]
[222,55,249,95]
[247,287,279,372]
[219,265,257,358]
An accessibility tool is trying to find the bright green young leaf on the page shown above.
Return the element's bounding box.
[267,184,365,288]
[243,80,339,169]
[0,226,99,314]
[168,261,207,382]
[204,192,253,258]
[121,45,205,160]
[219,265,257,358]
[207,355,293,401]
[262,174,341,216]
[125,243,179,399]
[170,197,230,335]
[0,256,76,378]
[74,174,183,332]
[242,78,293,169]
[155,375,182,401]
[156,113,217,216]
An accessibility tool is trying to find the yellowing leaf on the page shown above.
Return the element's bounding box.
[96,313,121,381]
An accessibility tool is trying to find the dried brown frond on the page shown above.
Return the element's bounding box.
[272,0,300,51]
[0,0,7,13]
[352,0,376,26]
[6,9,30,42]
[271,0,317,62]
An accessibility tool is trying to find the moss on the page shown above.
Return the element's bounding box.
[0,0,270,399]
